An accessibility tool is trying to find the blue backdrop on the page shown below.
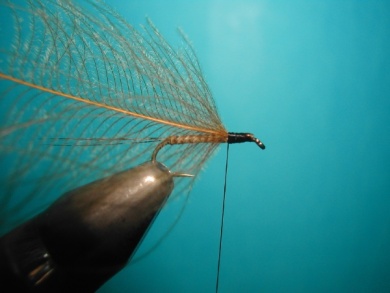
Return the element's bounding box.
[1,0,389,292]
[98,1,390,292]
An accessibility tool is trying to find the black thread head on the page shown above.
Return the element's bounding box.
[227,132,265,150]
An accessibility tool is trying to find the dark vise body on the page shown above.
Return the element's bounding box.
[0,161,174,292]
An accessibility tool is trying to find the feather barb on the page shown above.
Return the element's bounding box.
[0,72,224,136]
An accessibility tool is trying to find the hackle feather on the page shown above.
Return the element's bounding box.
[0,0,226,229]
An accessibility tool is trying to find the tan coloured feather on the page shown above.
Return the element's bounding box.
[0,0,226,228]
[0,0,264,230]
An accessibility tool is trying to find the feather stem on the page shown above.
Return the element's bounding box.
[0,72,224,135]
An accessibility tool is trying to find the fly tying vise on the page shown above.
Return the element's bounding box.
[0,161,177,292]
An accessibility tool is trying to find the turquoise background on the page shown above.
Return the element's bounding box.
[98,1,390,292]
[1,0,389,292]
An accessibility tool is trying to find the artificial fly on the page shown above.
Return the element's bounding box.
[0,0,265,291]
